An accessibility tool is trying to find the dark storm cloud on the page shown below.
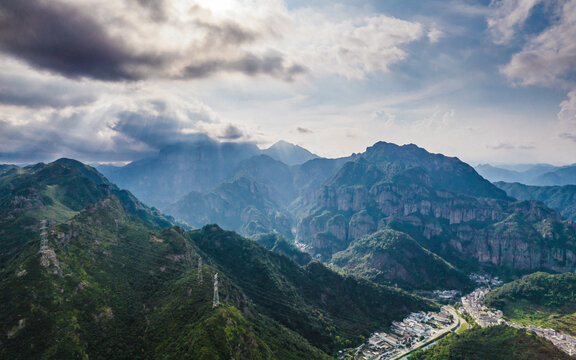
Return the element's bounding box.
[229,54,306,80]
[0,0,164,81]
[183,54,307,80]
[218,125,245,140]
[0,0,305,82]
[111,107,215,148]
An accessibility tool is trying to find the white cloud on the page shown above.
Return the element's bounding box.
[494,0,576,132]
[283,7,425,79]
[559,89,576,122]
[499,1,576,88]
[427,26,444,43]
[487,0,544,44]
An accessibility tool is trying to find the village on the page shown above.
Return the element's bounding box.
[338,273,576,359]
[461,287,576,356]
[338,306,460,360]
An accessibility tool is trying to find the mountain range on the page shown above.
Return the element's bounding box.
[476,163,576,186]
[0,158,432,359]
[3,138,576,358]
[95,138,576,291]
[494,181,576,221]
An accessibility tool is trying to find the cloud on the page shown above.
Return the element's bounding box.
[110,100,218,148]
[559,89,576,122]
[559,132,576,142]
[183,53,306,81]
[218,124,245,140]
[0,61,100,108]
[427,26,444,43]
[487,143,515,150]
[443,2,492,17]
[493,1,576,129]
[0,0,163,81]
[282,7,426,79]
[0,91,242,162]
[0,0,302,81]
[499,1,576,88]
[487,0,544,44]
[0,1,429,83]
[485,142,536,151]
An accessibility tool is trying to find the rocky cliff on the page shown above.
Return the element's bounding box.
[296,150,576,276]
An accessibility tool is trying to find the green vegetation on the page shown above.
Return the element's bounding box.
[331,230,472,290]
[496,182,576,221]
[0,159,173,265]
[0,159,436,359]
[410,325,573,360]
[252,232,312,266]
[485,272,576,336]
[190,225,436,353]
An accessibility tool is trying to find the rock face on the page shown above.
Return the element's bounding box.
[295,145,576,276]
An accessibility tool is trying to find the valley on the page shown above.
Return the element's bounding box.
[2,139,576,359]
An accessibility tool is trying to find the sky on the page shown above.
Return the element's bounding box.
[0,0,575,166]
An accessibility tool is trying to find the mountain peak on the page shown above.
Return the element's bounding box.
[263,140,318,166]
[52,157,111,185]
[362,141,508,200]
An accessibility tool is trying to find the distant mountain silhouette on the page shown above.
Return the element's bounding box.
[476,163,576,186]
[262,140,318,165]
[496,181,576,221]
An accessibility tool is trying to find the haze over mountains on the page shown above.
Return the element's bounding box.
[475,163,576,222]
[476,163,576,186]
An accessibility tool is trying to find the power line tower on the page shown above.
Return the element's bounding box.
[212,273,220,308]
[198,257,203,284]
